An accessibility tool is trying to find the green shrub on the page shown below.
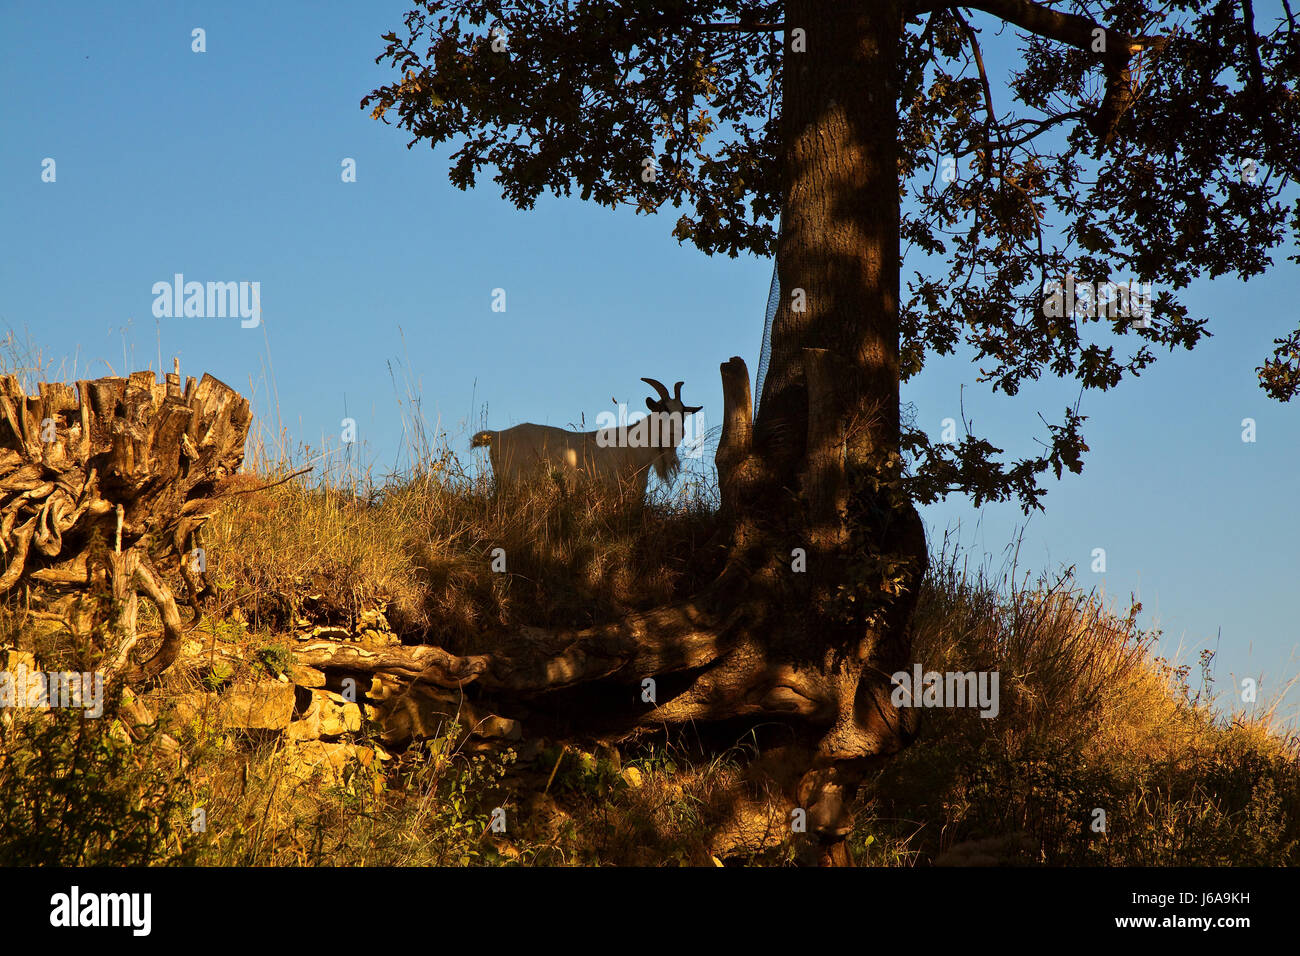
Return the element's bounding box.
[0,706,195,866]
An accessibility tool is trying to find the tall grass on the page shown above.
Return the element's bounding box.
[1,340,1296,865]
[205,358,726,653]
[857,533,1300,866]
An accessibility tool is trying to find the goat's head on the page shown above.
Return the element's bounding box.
[640,377,703,485]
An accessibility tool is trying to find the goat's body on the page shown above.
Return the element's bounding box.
[472,420,679,497]
[472,378,700,501]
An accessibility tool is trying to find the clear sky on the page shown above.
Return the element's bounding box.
[2,1,1296,722]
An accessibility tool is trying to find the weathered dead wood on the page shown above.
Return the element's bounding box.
[715,356,755,509]
[716,356,781,530]
[293,599,736,698]
[127,560,187,681]
[293,641,490,689]
[0,367,251,682]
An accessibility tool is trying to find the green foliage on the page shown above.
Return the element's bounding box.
[364,1,1300,512]
[543,745,625,797]
[255,640,295,677]
[0,706,196,866]
[627,744,680,777]
[199,661,233,691]
[399,730,517,865]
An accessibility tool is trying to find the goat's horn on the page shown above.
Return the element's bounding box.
[672,381,685,400]
[641,377,671,401]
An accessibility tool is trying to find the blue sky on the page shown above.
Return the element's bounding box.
[1,1,1296,722]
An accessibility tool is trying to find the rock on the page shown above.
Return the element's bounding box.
[0,647,38,672]
[355,608,398,650]
[220,682,296,730]
[474,714,522,741]
[296,625,351,643]
[357,608,391,632]
[317,690,363,737]
[285,696,322,742]
[283,741,377,786]
[164,683,297,732]
[289,664,327,688]
[163,691,211,728]
[0,648,42,708]
[621,766,644,788]
[363,674,403,702]
[175,639,243,684]
[358,629,395,650]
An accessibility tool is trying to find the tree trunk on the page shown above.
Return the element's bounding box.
[740,0,928,858]
[758,0,904,477]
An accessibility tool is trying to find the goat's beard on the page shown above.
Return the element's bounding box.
[653,449,681,486]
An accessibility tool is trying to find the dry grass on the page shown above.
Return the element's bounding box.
[856,533,1300,866]
[1,346,1296,865]
[6,442,1298,864]
[204,424,725,655]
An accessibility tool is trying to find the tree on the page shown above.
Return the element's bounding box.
[362,0,1299,863]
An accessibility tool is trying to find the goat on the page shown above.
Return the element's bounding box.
[471,377,702,498]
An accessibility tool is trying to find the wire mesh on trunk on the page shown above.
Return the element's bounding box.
[754,219,782,417]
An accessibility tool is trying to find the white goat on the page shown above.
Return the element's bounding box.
[471,377,703,498]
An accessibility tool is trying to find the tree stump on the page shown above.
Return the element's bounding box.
[0,367,250,681]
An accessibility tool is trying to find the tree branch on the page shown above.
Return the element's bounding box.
[955,111,1088,155]
[912,0,1110,47]
[698,22,785,33]
[954,12,998,176]
[913,0,1167,155]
